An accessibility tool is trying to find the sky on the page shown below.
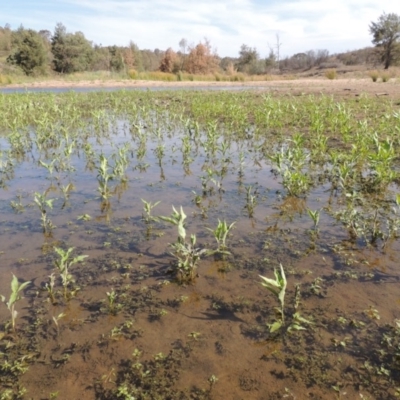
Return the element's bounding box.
[3,0,400,58]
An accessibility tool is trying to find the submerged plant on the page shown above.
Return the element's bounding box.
[207,219,235,254]
[307,208,321,231]
[160,206,187,242]
[160,206,208,283]
[259,265,312,334]
[33,191,56,236]
[1,274,31,332]
[170,234,208,283]
[53,247,88,299]
[141,199,160,223]
[97,153,114,205]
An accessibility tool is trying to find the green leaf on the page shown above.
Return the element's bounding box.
[259,275,280,288]
[11,274,19,294]
[17,281,31,293]
[270,321,282,333]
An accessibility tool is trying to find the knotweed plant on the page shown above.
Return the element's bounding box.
[1,274,31,332]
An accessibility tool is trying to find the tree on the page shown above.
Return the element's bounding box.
[7,27,48,75]
[129,41,143,71]
[159,47,177,73]
[51,23,94,73]
[185,40,219,74]
[108,46,125,72]
[237,44,259,72]
[369,12,400,69]
[265,49,276,71]
[236,44,266,74]
[179,38,188,71]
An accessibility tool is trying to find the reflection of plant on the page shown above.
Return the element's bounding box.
[1,274,30,332]
[54,247,88,299]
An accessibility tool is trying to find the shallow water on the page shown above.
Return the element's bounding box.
[0,90,399,399]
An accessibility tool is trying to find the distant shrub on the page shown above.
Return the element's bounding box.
[381,72,390,82]
[128,69,138,79]
[325,69,337,80]
[0,74,12,84]
[230,73,245,82]
[368,70,379,82]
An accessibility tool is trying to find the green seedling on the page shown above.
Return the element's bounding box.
[39,159,56,175]
[207,219,235,254]
[208,374,218,392]
[191,191,202,205]
[105,289,122,315]
[170,234,208,283]
[245,186,257,217]
[259,264,287,332]
[10,194,24,213]
[45,273,57,304]
[52,312,66,335]
[1,274,31,332]
[54,247,88,299]
[34,191,56,236]
[97,153,114,203]
[77,214,92,221]
[160,206,187,242]
[141,199,160,223]
[307,208,321,230]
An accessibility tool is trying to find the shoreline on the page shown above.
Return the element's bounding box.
[2,77,399,98]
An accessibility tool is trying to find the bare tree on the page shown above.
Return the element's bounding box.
[179,38,187,71]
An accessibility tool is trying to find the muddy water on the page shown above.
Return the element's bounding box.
[1,105,400,399]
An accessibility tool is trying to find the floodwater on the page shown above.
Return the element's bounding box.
[0,91,400,399]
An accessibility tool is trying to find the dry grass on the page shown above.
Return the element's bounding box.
[324,69,337,80]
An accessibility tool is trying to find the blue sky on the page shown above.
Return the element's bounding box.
[3,0,400,57]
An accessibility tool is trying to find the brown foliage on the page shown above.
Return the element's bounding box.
[123,47,135,69]
[159,47,177,73]
[185,40,219,74]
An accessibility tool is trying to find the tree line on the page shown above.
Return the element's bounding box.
[0,23,332,77]
[1,12,399,77]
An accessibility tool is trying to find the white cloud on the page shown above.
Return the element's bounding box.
[4,0,400,57]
